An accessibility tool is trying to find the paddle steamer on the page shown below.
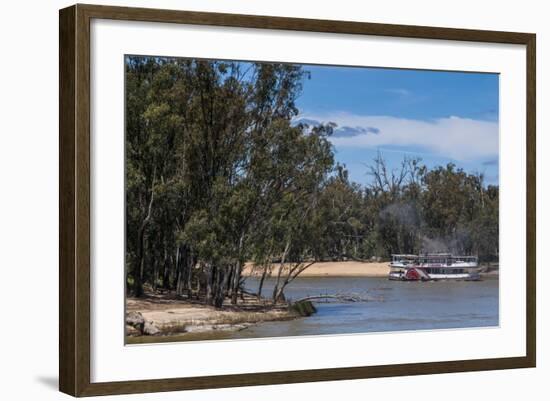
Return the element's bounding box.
[389,253,480,281]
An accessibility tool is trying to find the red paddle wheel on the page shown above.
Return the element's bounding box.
[404,268,421,281]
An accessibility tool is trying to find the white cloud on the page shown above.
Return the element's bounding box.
[385,88,412,97]
[299,112,499,161]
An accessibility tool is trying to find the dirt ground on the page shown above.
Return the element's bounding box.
[126,293,296,340]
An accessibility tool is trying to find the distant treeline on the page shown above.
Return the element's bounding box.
[125,57,499,306]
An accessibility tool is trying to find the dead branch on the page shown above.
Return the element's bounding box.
[294,293,383,303]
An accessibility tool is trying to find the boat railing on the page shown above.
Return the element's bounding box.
[391,254,478,264]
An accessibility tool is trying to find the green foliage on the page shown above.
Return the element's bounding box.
[290,300,317,317]
[125,56,499,305]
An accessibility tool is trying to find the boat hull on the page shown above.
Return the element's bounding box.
[389,269,481,281]
[388,253,480,281]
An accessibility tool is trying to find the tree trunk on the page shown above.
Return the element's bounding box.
[185,253,194,298]
[226,264,234,298]
[257,266,268,301]
[214,268,229,308]
[231,233,245,304]
[152,259,158,292]
[230,262,242,305]
[195,265,202,300]
[175,246,183,295]
[272,239,291,304]
[132,170,156,298]
[162,245,170,290]
[275,261,316,304]
[133,225,147,297]
[205,264,214,305]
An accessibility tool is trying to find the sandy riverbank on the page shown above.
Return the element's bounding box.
[126,293,301,343]
[243,261,390,278]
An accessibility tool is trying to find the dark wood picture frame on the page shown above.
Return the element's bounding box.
[59,3,536,397]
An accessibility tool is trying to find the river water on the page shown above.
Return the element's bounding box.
[228,276,499,340]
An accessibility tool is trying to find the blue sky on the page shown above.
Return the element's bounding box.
[294,64,499,186]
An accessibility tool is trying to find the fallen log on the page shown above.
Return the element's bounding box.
[294,293,382,303]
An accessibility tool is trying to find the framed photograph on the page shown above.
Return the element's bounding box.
[59,4,536,397]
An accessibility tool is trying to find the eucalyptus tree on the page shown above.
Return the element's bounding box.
[126,55,500,304]
[126,56,327,304]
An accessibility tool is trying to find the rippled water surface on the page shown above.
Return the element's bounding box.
[229,276,499,339]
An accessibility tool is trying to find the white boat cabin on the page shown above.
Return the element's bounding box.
[389,253,480,281]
